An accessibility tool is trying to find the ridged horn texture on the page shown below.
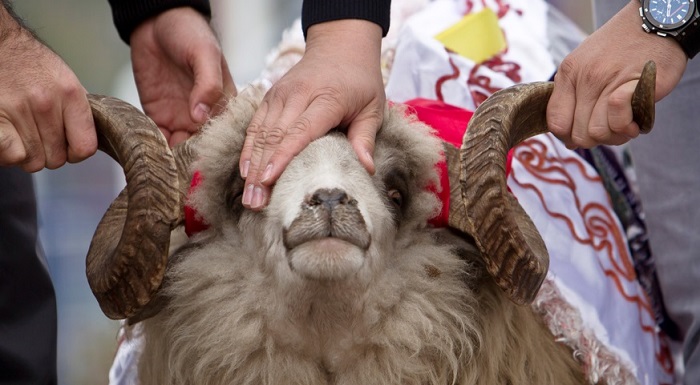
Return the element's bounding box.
[86,94,180,320]
[454,61,656,305]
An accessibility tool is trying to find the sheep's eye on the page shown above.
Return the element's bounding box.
[388,189,403,208]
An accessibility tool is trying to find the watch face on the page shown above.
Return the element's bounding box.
[645,0,695,30]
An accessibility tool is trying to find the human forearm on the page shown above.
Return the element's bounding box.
[0,1,96,171]
[306,19,383,69]
[0,1,28,41]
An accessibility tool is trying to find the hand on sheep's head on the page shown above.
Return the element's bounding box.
[239,19,386,210]
[129,6,236,147]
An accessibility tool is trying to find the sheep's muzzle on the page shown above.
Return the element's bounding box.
[282,188,371,280]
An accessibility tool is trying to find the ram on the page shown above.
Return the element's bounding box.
[84,63,656,385]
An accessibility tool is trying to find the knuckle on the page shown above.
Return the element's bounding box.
[62,81,84,99]
[70,143,97,160]
[289,115,313,136]
[0,137,26,166]
[45,153,67,170]
[569,130,591,148]
[30,88,54,115]
[246,120,262,135]
[556,58,578,81]
[607,93,628,112]
[21,152,45,172]
[547,119,569,138]
[263,126,286,147]
[588,125,609,142]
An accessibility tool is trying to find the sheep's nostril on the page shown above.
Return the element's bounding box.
[308,188,349,210]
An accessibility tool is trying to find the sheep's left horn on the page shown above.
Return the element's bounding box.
[451,61,656,305]
[86,94,180,319]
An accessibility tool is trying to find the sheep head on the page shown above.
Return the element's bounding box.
[186,87,444,284]
[85,61,656,319]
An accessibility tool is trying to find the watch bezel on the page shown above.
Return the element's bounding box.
[642,0,697,33]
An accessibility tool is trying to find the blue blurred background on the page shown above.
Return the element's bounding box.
[12,0,300,383]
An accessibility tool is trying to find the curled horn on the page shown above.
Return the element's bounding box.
[86,94,182,319]
[448,61,656,305]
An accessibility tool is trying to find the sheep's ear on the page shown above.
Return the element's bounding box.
[445,61,656,305]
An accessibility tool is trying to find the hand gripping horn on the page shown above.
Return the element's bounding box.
[445,61,656,305]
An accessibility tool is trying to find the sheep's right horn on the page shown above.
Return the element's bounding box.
[456,61,656,305]
[86,94,180,319]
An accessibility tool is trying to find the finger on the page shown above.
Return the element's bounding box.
[242,98,295,210]
[587,93,632,147]
[8,102,46,172]
[240,100,269,179]
[189,45,225,124]
[64,91,97,164]
[0,119,27,167]
[169,130,191,147]
[257,96,345,188]
[569,80,604,148]
[347,114,381,175]
[608,80,640,139]
[32,92,68,169]
[547,70,578,148]
[241,100,285,210]
[158,127,173,145]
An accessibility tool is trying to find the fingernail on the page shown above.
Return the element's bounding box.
[241,160,250,178]
[260,163,273,183]
[242,184,254,206]
[194,103,211,123]
[251,186,264,209]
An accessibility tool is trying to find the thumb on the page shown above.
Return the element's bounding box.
[189,46,225,124]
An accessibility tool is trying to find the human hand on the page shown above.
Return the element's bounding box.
[0,7,96,172]
[130,6,236,147]
[239,19,386,210]
[547,1,687,148]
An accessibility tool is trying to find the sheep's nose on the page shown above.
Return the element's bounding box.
[308,188,349,210]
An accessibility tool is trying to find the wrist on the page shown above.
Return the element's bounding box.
[636,0,699,59]
[306,19,383,65]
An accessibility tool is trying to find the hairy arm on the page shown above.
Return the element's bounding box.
[0,0,96,171]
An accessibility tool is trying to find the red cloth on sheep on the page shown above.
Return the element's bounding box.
[184,99,513,236]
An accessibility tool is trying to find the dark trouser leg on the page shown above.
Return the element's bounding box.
[0,168,57,385]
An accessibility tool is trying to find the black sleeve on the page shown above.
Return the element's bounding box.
[301,0,391,38]
[108,0,211,44]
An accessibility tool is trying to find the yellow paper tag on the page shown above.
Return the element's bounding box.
[434,8,506,64]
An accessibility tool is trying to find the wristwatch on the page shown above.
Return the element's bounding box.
[639,0,700,59]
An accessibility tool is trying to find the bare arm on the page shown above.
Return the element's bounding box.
[0,1,96,172]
